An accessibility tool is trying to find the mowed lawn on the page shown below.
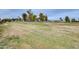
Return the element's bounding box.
[0,22,79,49]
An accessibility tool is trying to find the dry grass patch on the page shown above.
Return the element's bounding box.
[0,22,79,48]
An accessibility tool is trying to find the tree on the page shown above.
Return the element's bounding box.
[39,13,45,21]
[44,15,48,22]
[71,18,76,22]
[22,13,27,21]
[32,15,37,21]
[27,9,33,21]
[29,13,33,21]
[12,18,16,22]
[60,17,63,21]
[27,9,32,15]
[64,16,70,22]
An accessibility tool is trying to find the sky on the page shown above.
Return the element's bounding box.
[0,9,79,20]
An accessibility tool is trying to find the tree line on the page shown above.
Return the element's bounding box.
[0,10,48,24]
[59,16,79,23]
[0,10,79,24]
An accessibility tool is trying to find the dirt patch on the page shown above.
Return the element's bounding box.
[3,24,30,37]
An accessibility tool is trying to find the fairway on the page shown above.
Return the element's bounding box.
[0,22,79,49]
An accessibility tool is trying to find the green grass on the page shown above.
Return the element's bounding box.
[0,22,79,49]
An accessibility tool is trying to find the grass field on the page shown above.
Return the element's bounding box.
[0,22,79,49]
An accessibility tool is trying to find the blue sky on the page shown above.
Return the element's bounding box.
[0,9,79,20]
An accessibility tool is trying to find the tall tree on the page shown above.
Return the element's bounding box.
[27,9,33,21]
[22,13,27,21]
[32,15,37,21]
[64,16,70,22]
[44,15,48,21]
[39,13,45,21]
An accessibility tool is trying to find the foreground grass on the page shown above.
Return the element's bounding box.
[0,22,79,49]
